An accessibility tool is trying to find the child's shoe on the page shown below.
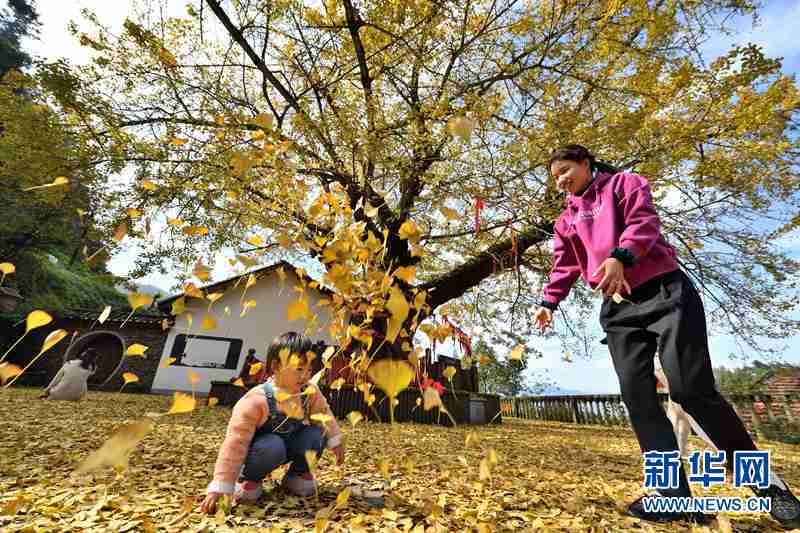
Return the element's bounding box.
[282,472,316,497]
[233,480,263,503]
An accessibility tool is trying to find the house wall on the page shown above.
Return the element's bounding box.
[151,271,334,395]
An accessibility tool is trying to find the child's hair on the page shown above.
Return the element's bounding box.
[265,332,324,375]
[548,144,619,175]
[78,348,98,371]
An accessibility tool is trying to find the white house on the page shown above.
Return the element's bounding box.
[150,261,334,395]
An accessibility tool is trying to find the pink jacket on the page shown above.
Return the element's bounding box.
[542,171,678,306]
[206,383,342,494]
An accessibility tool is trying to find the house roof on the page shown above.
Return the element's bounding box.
[57,306,169,325]
[157,260,332,311]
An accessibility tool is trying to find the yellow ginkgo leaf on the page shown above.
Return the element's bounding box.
[393,266,417,283]
[127,208,142,218]
[443,366,457,380]
[321,346,335,362]
[127,292,154,311]
[166,217,183,226]
[159,357,176,369]
[184,282,205,299]
[193,262,211,282]
[113,221,128,242]
[398,219,422,242]
[122,372,139,385]
[367,359,414,399]
[479,458,491,480]
[245,274,257,288]
[305,449,318,475]
[23,176,69,191]
[274,390,293,402]
[187,369,200,385]
[207,397,219,408]
[334,487,351,510]
[447,116,473,142]
[97,305,111,324]
[0,262,15,275]
[508,345,524,361]
[249,362,263,376]
[38,329,67,356]
[126,343,149,357]
[207,292,224,304]
[246,235,264,246]
[171,297,186,316]
[439,206,460,220]
[347,411,364,427]
[330,377,345,391]
[310,413,333,424]
[165,391,196,415]
[76,419,153,473]
[201,315,217,331]
[563,351,573,363]
[141,180,157,190]
[26,310,52,333]
[287,298,309,321]
[170,137,187,146]
[385,286,410,343]
[0,363,22,384]
[232,378,245,388]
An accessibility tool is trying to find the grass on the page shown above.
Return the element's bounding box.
[1,387,799,532]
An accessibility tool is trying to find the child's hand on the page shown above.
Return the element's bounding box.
[332,445,345,465]
[592,258,631,297]
[201,492,222,514]
[534,307,553,334]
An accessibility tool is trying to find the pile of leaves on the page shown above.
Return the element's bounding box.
[1,388,799,532]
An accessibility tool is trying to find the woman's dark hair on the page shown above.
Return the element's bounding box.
[265,332,323,374]
[78,348,99,371]
[548,144,619,175]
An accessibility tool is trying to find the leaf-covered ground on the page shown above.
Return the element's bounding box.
[1,388,799,532]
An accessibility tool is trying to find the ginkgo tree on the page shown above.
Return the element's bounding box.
[49,0,799,369]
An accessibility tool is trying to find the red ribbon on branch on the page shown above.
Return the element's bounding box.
[474,197,485,234]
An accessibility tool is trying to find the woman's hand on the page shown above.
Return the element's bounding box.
[201,492,222,514]
[534,307,553,334]
[592,258,631,297]
[331,445,345,466]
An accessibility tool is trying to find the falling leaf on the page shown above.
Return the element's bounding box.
[240,299,256,317]
[113,221,128,242]
[171,297,186,315]
[37,329,67,356]
[245,274,257,288]
[347,411,364,427]
[330,377,345,391]
[385,286,410,343]
[167,217,184,226]
[439,206,460,220]
[563,351,573,363]
[443,366,457,380]
[170,138,187,146]
[126,343,149,357]
[249,362,263,376]
[287,298,309,321]
[184,283,205,299]
[122,372,139,385]
[308,368,324,387]
[393,266,417,283]
[246,235,264,246]
[232,378,245,388]
[0,262,15,275]
[423,386,442,411]
[508,345,524,361]
[159,357,176,369]
[0,363,22,384]
[165,391,196,415]
[141,180,157,190]
[187,370,200,386]
[127,292,154,311]
[193,261,211,281]
[201,314,217,331]
[367,359,414,399]
[97,305,111,324]
[127,208,142,218]
[310,413,334,424]
[207,397,219,408]
[398,219,422,242]
[26,310,52,333]
[208,292,224,304]
[305,449,318,475]
[76,418,154,473]
[23,176,69,191]
[321,346,335,362]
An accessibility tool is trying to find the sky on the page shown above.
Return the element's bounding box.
[19,0,800,394]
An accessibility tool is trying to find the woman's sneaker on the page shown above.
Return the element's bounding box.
[751,483,800,529]
[233,480,263,503]
[282,472,316,497]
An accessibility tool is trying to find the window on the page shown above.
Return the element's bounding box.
[170,334,243,369]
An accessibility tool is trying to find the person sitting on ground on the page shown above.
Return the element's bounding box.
[201,332,344,514]
[40,348,98,401]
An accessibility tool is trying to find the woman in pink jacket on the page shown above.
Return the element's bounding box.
[201,332,344,514]
[534,145,799,527]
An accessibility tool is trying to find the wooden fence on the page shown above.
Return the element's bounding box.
[500,393,800,442]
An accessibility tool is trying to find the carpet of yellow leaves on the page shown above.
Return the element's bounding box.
[1,388,798,532]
